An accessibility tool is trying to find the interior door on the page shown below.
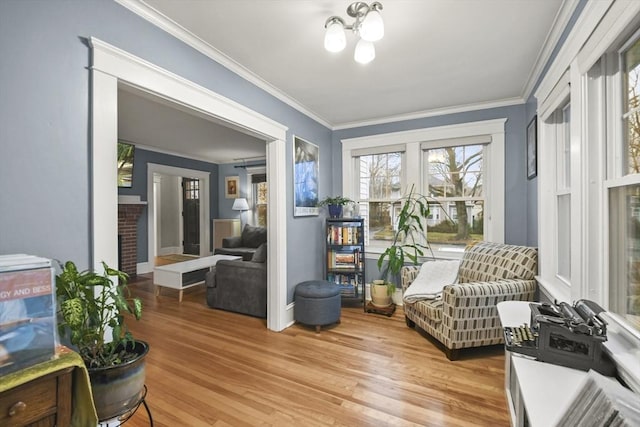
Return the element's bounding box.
[182,178,200,255]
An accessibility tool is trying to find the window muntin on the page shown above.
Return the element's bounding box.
[424,144,484,254]
[355,152,403,249]
[556,103,571,282]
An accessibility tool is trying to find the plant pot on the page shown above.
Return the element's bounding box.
[370,281,393,308]
[88,340,149,421]
[328,204,342,218]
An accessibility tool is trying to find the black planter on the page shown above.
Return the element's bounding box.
[88,340,149,421]
[328,204,342,218]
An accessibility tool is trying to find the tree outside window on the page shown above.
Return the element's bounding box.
[425,144,484,250]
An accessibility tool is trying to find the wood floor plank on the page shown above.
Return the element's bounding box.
[120,274,510,426]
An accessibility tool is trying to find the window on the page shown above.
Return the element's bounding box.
[250,172,267,227]
[608,36,640,331]
[341,119,505,259]
[557,103,571,282]
[424,143,485,254]
[354,152,403,250]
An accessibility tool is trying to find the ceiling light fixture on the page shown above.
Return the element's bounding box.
[324,1,384,64]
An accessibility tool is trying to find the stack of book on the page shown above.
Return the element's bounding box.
[327,225,361,245]
[327,248,363,270]
[0,254,57,376]
[555,369,640,426]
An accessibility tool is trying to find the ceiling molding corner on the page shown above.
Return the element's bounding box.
[521,0,580,101]
[114,0,333,129]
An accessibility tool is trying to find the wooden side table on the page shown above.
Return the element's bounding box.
[0,346,97,427]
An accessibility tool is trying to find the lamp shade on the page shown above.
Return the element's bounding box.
[354,39,375,64]
[324,20,346,53]
[360,9,384,42]
[232,198,249,211]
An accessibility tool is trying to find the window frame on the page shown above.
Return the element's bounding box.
[341,119,506,258]
[534,0,640,392]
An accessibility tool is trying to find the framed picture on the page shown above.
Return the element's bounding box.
[225,176,239,199]
[527,116,538,180]
[293,136,319,216]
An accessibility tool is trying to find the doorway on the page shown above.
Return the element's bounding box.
[182,178,200,256]
[91,38,289,331]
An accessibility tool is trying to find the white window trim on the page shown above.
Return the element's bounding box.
[535,0,640,393]
[341,119,506,247]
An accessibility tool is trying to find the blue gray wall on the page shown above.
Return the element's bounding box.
[0,0,588,301]
[0,0,331,304]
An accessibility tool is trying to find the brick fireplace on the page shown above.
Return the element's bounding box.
[118,200,146,278]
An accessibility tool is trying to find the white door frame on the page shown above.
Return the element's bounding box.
[140,164,211,273]
[90,38,289,331]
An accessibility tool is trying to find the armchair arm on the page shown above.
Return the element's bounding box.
[400,266,421,292]
[222,235,242,248]
[439,279,537,348]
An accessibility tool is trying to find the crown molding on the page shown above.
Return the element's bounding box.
[521,0,580,100]
[333,97,523,131]
[114,0,333,129]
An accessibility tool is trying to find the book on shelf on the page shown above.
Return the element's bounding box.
[555,370,640,427]
[328,248,362,270]
[327,225,361,245]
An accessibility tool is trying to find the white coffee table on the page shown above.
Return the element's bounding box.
[153,255,241,302]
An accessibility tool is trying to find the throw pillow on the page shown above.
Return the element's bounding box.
[251,243,267,263]
[242,225,267,248]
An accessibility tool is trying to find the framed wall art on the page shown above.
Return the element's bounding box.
[293,136,319,216]
[527,116,538,180]
[225,176,239,199]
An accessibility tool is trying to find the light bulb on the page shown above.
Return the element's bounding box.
[360,9,384,42]
[324,20,346,53]
[354,39,375,64]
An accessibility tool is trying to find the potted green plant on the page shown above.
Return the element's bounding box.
[318,195,354,218]
[370,279,396,307]
[377,185,436,282]
[56,260,148,421]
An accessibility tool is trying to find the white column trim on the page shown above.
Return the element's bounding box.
[91,38,289,331]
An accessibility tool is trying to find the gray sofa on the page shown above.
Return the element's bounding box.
[214,224,267,261]
[206,243,267,318]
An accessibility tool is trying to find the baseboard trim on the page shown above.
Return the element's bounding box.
[284,302,295,328]
[137,262,152,274]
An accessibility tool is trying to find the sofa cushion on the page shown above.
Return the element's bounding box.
[412,298,443,323]
[457,241,538,283]
[214,247,256,261]
[241,225,267,248]
[251,243,267,263]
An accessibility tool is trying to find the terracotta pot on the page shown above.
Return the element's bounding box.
[370,281,393,308]
[88,340,149,421]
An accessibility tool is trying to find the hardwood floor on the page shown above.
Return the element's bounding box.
[122,274,510,426]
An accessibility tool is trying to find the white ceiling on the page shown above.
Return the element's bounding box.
[117,0,571,163]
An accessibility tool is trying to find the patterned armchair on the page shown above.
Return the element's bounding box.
[401,241,538,360]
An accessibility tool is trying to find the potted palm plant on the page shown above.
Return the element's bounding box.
[318,195,354,218]
[369,279,396,307]
[377,185,435,283]
[56,260,148,421]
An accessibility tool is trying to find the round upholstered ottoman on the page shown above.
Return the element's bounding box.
[294,280,341,332]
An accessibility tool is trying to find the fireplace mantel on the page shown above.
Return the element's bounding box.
[118,195,147,205]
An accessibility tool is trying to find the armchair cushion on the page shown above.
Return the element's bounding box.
[240,225,267,248]
[251,243,267,263]
[214,225,267,261]
[457,241,537,283]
